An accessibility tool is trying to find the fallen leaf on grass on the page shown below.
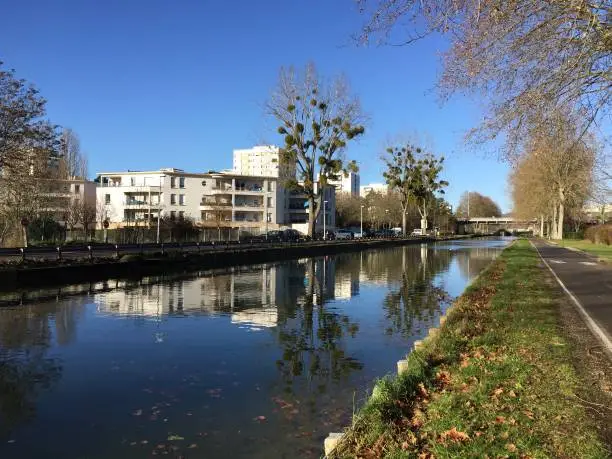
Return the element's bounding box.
[506,443,517,452]
[495,416,506,424]
[439,427,470,444]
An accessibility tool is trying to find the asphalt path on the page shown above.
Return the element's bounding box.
[532,240,612,356]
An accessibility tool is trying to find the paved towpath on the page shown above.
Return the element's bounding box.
[532,240,612,356]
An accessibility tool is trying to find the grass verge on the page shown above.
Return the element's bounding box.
[331,240,608,459]
[552,239,612,263]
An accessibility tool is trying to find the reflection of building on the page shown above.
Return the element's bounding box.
[231,308,278,328]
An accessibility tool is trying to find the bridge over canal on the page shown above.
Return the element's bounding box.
[456,217,537,235]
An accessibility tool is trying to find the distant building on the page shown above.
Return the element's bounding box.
[360,183,388,197]
[233,145,295,178]
[329,171,360,197]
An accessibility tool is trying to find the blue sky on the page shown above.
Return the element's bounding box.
[1,0,510,211]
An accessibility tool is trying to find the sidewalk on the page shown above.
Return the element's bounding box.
[532,240,612,354]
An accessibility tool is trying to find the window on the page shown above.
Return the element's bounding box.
[170,194,176,205]
[267,197,273,207]
[170,211,176,220]
[105,194,111,204]
[170,177,176,188]
[178,211,184,220]
[267,213,272,222]
[74,184,80,193]
[201,180,207,186]
[179,194,185,205]
[130,177,136,186]
[179,177,185,188]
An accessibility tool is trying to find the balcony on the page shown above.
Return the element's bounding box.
[124,200,161,208]
[234,201,264,209]
[199,200,232,209]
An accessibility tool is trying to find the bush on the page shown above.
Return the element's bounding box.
[584,224,612,245]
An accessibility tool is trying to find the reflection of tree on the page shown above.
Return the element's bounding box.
[455,248,501,280]
[273,259,362,395]
[0,301,83,437]
[382,246,453,338]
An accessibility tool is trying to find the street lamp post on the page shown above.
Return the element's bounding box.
[385,209,389,231]
[323,200,328,240]
[360,205,364,237]
[156,174,165,244]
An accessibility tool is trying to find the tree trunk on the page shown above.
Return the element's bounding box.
[402,211,407,236]
[555,188,565,240]
[540,215,544,237]
[307,196,316,238]
[556,202,564,240]
[551,205,558,239]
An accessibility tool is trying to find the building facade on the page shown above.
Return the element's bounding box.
[329,172,360,197]
[39,178,97,226]
[96,168,336,233]
[360,182,388,197]
[233,145,294,178]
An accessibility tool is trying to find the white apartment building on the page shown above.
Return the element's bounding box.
[329,171,360,197]
[233,145,295,178]
[96,168,336,233]
[360,182,389,197]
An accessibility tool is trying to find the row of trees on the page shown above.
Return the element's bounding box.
[336,190,454,234]
[510,110,598,238]
[356,0,610,239]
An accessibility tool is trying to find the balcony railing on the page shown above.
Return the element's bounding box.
[98,183,161,188]
[200,201,232,206]
[124,200,161,207]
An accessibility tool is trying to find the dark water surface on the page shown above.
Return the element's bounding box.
[0,239,510,459]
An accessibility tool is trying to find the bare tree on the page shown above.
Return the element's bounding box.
[357,0,611,159]
[456,192,502,218]
[58,128,88,179]
[267,63,365,237]
[0,62,57,174]
[510,109,596,239]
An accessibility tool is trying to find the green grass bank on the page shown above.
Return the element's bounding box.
[552,239,612,263]
[330,240,608,459]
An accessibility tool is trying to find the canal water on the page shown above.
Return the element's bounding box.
[0,238,510,459]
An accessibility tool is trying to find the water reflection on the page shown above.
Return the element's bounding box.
[0,239,509,458]
[0,299,85,438]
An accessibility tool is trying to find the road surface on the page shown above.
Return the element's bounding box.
[533,240,612,355]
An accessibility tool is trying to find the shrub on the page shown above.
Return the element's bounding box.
[584,224,612,245]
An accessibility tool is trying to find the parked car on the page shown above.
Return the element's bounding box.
[281,228,303,242]
[314,229,335,241]
[334,229,354,240]
[374,229,396,238]
[265,230,284,242]
[410,228,425,236]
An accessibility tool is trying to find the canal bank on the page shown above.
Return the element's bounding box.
[0,236,471,290]
[328,240,610,458]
